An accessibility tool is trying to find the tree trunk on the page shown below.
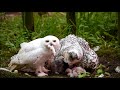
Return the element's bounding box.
[22,12,34,40]
[24,12,34,32]
[66,12,76,35]
[118,12,120,45]
[22,12,25,28]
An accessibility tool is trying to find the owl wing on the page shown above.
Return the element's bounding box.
[77,37,91,51]
[77,37,99,69]
[18,38,42,54]
[10,46,44,66]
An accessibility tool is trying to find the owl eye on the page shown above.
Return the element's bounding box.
[53,40,56,42]
[45,40,49,42]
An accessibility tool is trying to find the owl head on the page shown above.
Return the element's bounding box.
[42,35,61,53]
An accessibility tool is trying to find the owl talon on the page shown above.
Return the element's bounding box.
[42,67,50,73]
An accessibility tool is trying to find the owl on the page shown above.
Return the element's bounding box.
[50,34,99,77]
[8,35,61,77]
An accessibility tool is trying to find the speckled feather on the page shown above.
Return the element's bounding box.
[54,34,99,70]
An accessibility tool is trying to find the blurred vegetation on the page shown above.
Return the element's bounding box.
[0,12,119,68]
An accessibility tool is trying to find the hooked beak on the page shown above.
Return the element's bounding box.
[50,43,53,46]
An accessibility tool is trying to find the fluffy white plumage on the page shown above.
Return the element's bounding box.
[8,35,61,76]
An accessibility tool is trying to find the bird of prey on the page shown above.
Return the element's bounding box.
[7,35,61,77]
[49,34,99,77]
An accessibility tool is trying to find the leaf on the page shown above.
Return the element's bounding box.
[104,72,111,77]
[97,64,106,69]
[103,32,114,39]
[78,72,90,78]
[97,69,103,74]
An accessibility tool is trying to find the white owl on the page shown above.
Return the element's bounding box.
[8,35,61,77]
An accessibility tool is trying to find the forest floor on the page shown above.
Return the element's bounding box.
[95,47,120,78]
[0,12,120,78]
[0,46,120,78]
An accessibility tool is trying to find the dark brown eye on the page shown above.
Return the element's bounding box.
[53,40,56,42]
[45,40,49,42]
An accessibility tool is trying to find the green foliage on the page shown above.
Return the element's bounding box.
[33,12,68,39]
[76,12,117,47]
[78,72,90,78]
[97,69,103,75]
[95,64,110,78]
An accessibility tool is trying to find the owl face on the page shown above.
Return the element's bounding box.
[43,35,61,51]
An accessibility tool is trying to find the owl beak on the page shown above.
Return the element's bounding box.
[50,43,53,46]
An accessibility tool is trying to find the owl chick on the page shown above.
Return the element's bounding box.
[8,35,61,77]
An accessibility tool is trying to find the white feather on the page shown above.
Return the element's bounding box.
[9,35,61,74]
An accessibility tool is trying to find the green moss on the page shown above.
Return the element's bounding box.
[96,46,120,60]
